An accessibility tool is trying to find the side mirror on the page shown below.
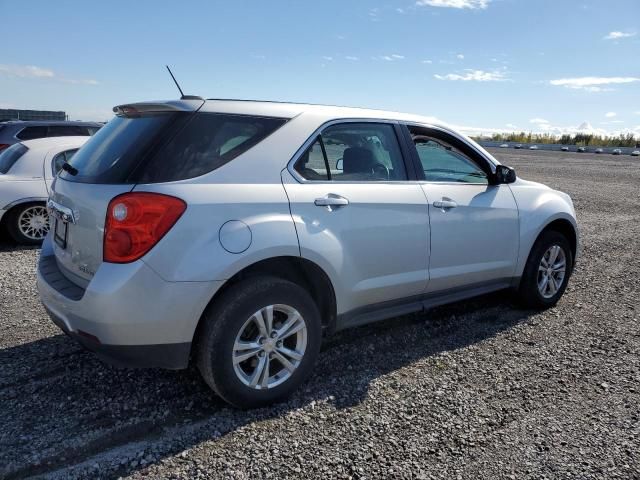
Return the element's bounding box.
[336,159,343,171]
[494,164,516,184]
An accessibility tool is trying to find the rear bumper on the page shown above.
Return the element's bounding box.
[37,235,222,369]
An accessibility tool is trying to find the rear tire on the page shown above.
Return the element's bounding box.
[196,276,322,409]
[6,202,49,245]
[517,230,573,309]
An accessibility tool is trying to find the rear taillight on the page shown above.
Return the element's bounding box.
[104,192,186,263]
[0,144,9,152]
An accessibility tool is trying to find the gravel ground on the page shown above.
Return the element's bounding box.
[0,149,638,479]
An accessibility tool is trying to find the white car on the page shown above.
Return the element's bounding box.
[632,150,640,157]
[37,99,578,408]
[529,145,538,150]
[499,143,509,148]
[0,136,88,244]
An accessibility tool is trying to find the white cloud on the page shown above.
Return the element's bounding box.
[396,7,405,13]
[549,76,640,92]
[456,53,465,59]
[377,54,405,61]
[0,64,54,78]
[605,112,617,118]
[530,118,550,125]
[422,59,433,64]
[604,31,636,40]
[434,69,507,81]
[505,123,518,129]
[322,56,334,61]
[345,56,359,61]
[416,0,490,9]
[0,63,98,85]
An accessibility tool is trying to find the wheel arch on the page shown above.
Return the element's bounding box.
[191,255,337,355]
[0,197,48,230]
[539,218,578,260]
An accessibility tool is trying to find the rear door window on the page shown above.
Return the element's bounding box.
[16,126,48,140]
[0,143,28,174]
[294,123,408,181]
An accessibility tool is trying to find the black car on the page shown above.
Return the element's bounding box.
[577,146,587,153]
[514,144,523,149]
[0,120,102,152]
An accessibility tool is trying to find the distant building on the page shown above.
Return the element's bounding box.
[0,109,67,121]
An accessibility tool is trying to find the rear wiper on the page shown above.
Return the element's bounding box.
[61,162,78,176]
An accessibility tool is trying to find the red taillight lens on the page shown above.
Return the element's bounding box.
[0,144,9,152]
[104,192,186,263]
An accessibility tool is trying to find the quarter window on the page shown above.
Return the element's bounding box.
[52,149,79,175]
[294,123,407,181]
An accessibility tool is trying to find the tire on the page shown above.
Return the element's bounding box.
[6,202,50,245]
[517,230,573,309]
[196,276,322,409]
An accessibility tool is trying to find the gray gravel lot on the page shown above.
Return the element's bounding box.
[0,149,638,479]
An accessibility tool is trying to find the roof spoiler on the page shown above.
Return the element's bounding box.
[112,99,205,117]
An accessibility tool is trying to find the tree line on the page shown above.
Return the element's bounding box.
[476,132,639,148]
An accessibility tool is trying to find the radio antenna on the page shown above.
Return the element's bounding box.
[166,65,185,98]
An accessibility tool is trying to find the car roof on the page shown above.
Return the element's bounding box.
[117,98,443,126]
[19,136,89,150]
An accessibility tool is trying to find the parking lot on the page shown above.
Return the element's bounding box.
[0,148,638,479]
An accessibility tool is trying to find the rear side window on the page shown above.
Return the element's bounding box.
[0,143,28,174]
[61,112,287,184]
[52,149,79,175]
[16,126,47,140]
[137,113,287,183]
[48,125,91,137]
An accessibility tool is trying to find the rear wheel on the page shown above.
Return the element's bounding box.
[6,203,49,245]
[517,230,573,309]
[196,276,322,409]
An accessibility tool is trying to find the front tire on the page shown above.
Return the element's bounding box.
[196,276,322,409]
[6,202,50,245]
[517,230,573,309]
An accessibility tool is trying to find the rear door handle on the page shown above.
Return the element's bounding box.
[314,194,349,211]
[433,198,458,210]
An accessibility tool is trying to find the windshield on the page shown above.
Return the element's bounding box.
[0,143,28,174]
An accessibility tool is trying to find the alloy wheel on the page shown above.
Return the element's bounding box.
[232,304,308,390]
[537,244,566,299]
[18,205,50,241]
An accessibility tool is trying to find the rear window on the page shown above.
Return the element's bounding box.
[61,112,287,184]
[0,143,28,174]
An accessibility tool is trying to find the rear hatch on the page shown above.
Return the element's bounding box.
[48,99,288,287]
[49,101,203,286]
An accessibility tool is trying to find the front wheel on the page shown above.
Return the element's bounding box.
[516,230,573,309]
[196,276,322,409]
[6,203,50,245]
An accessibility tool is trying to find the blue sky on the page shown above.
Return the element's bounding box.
[1,0,639,136]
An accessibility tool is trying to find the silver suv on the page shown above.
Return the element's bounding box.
[38,99,578,408]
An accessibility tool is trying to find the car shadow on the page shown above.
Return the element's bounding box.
[0,229,41,253]
[0,290,535,479]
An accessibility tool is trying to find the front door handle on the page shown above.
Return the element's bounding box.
[314,194,349,211]
[433,198,458,210]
